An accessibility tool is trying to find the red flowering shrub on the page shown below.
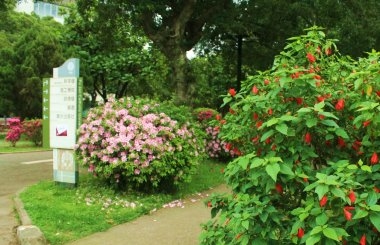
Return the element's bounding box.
[201,27,380,244]
[22,119,43,146]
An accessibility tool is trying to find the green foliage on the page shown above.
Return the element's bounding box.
[63,3,170,104]
[189,56,235,109]
[75,97,206,192]
[0,11,65,118]
[200,27,380,244]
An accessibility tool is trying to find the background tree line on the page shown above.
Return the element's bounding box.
[0,0,379,118]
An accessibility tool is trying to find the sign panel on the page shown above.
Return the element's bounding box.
[53,149,77,184]
[42,78,50,148]
[49,77,78,149]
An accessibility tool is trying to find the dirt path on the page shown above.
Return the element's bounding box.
[66,185,229,245]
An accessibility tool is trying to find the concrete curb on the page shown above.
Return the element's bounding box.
[14,189,47,245]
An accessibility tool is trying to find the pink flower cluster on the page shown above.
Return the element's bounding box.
[75,97,202,189]
[5,118,22,147]
[205,126,229,158]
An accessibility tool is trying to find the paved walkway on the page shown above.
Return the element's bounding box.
[0,151,52,245]
[66,185,229,245]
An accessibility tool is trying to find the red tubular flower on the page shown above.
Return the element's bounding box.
[264,79,270,85]
[375,186,380,193]
[319,195,328,207]
[253,112,259,121]
[363,120,371,127]
[335,99,345,111]
[215,114,221,121]
[225,143,232,151]
[325,48,332,56]
[295,97,303,105]
[376,91,380,97]
[304,132,312,144]
[229,88,236,97]
[370,152,378,165]
[297,228,304,238]
[256,121,263,129]
[337,137,346,148]
[348,190,356,204]
[252,85,259,94]
[316,96,325,102]
[360,234,366,245]
[343,206,354,221]
[265,138,271,145]
[268,108,273,115]
[229,108,235,114]
[352,140,362,152]
[275,183,283,194]
[307,52,316,63]
[314,75,321,80]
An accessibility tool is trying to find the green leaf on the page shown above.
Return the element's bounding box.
[250,158,265,168]
[366,191,378,206]
[238,157,249,169]
[361,165,372,172]
[353,209,368,219]
[275,123,288,135]
[323,228,340,241]
[306,235,321,245]
[335,128,349,139]
[354,78,363,90]
[318,112,338,120]
[370,213,380,231]
[315,185,329,200]
[369,205,380,212]
[306,118,318,128]
[321,120,339,128]
[266,163,280,182]
[280,163,294,176]
[242,220,249,230]
[310,226,323,236]
[298,108,312,114]
[331,188,346,200]
[316,213,328,226]
[279,115,297,121]
[267,118,279,126]
[314,101,325,111]
[260,129,275,142]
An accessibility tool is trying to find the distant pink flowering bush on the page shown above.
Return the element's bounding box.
[194,108,234,159]
[22,119,42,146]
[75,97,204,192]
[5,117,22,147]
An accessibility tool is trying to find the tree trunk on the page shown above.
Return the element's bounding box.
[162,44,189,105]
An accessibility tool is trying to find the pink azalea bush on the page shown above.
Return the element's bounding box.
[75,97,205,192]
[195,108,233,159]
[5,117,22,147]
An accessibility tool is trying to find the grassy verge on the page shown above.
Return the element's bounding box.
[19,159,226,245]
[0,140,49,153]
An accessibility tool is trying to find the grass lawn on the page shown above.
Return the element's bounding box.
[0,139,49,153]
[19,159,226,245]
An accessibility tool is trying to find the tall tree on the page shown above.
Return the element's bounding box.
[75,0,233,104]
[64,2,170,104]
[0,10,65,118]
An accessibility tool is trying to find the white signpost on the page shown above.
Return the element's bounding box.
[44,58,82,185]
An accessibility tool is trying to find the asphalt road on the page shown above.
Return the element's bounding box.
[0,151,53,245]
